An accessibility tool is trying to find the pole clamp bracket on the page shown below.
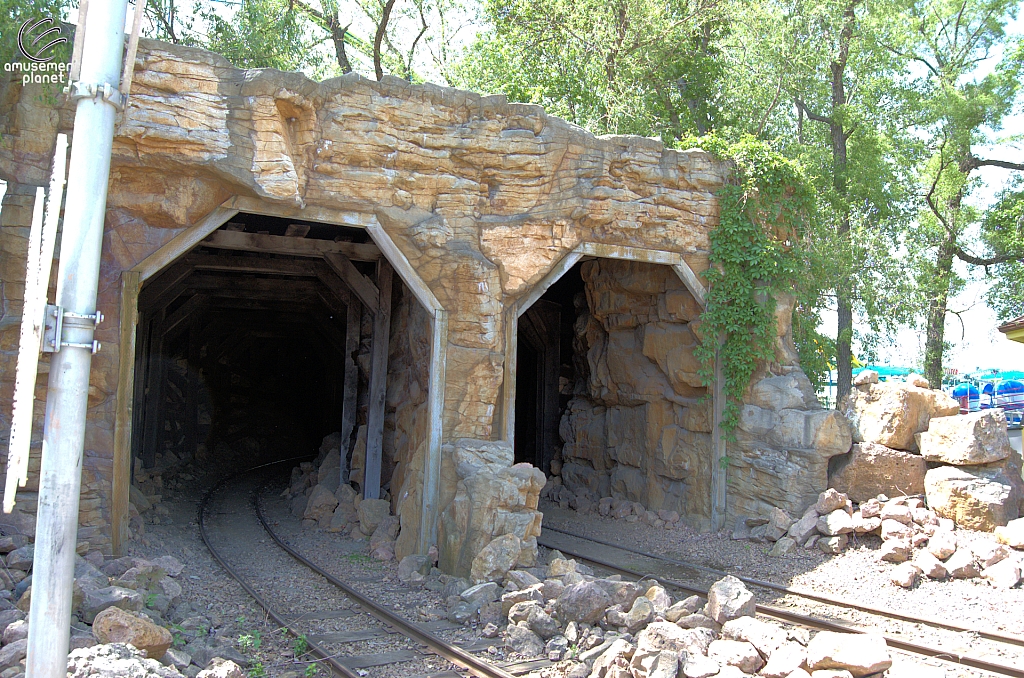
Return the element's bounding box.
[42,305,103,354]
[66,81,125,110]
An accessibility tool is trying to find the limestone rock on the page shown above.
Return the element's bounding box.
[918,410,1012,465]
[878,539,912,563]
[944,548,980,579]
[828,443,927,502]
[397,555,430,583]
[506,622,545,657]
[706,575,755,624]
[1,619,27,644]
[879,518,912,541]
[644,584,672,613]
[623,596,655,633]
[840,381,937,450]
[817,510,853,536]
[996,517,1024,549]
[461,582,500,608]
[769,536,798,557]
[555,581,610,624]
[927,530,957,559]
[721,615,785,657]
[635,621,700,655]
[817,535,848,554]
[303,484,339,523]
[471,533,521,583]
[681,654,720,678]
[765,507,795,541]
[973,542,1009,568]
[982,557,1022,588]
[815,489,849,515]
[708,639,764,674]
[914,551,947,579]
[853,370,878,386]
[6,546,33,571]
[357,498,391,536]
[67,643,184,678]
[93,608,173,659]
[760,642,807,678]
[891,562,921,588]
[805,631,892,677]
[925,465,1018,531]
[197,659,245,678]
[81,586,144,623]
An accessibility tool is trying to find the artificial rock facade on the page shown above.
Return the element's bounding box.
[2,39,838,565]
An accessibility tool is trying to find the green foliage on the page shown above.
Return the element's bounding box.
[304,664,319,678]
[204,0,313,71]
[294,634,310,657]
[983,188,1024,320]
[453,0,726,142]
[145,592,158,608]
[238,631,262,653]
[691,136,813,434]
[247,662,266,678]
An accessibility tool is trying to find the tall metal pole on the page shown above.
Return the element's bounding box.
[26,1,129,675]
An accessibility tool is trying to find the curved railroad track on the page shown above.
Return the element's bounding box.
[198,461,517,678]
[538,526,1024,678]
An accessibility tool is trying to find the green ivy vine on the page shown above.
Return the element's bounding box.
[687,136,815,436]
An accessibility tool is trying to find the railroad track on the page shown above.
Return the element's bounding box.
[538,526,1024,678]
[198,462,519,678]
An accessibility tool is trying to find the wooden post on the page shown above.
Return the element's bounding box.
[418,309,447,553]
[502,305,518,445]
[363,259,393,500]
[184,316,201,462]
[340,300,360,485]
[141,309,167,469]
[111,271,140,556]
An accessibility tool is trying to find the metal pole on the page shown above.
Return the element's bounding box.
[26,1,128,675]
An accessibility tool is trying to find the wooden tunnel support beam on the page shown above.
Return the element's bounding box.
[340,300,361,486]
[363,259,393,500]
[111,271,140,556]
[140,307,166,469]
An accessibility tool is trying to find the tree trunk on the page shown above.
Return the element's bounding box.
[924,230,957,388]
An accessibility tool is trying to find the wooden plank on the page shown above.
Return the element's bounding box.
[517,250,583,317]
[363,260,393,500]
[184,317,201,463]
[141,308,167,468]
[202,230,380,262]
[338,650,419,669]
[133,207,239,282]
[502,304,518,445]
[130,310,152,464]
[224,195,380,230]
[307,630,384,644]
[137,257,195,310]
[189,253,321,277]
[672,261,708,308]
[340,300,360,486]
[365,222,443,313]
[112,271,141,556]
[578,242,682,266]
[418,309,448,553]
[284,223,311,237]
[161,293,206,338]
[323,252,380,313]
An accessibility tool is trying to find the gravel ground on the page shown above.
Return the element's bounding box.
[539,500,1024,678]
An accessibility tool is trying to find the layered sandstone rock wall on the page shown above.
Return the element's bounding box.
[0,39,839,559]
[556,260,713,526]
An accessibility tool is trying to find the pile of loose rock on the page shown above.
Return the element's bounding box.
[733,486,1024,589]
[281,433,400,561]
[0,541,247,678]
[428,549,893,678]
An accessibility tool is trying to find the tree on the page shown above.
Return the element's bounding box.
[896,0,1022,386]
[453,0,727,142]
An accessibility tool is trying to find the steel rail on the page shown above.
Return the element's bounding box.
[198,460,360,678]
[543,524,1024,648]
[539,534,1024,678]
[252,480,517,678]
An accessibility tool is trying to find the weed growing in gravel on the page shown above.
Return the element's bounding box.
[293,635,309,656]
[247,661,266,678]
[238,631,262,653]
[303,664,319,677]
[169,624,187,649]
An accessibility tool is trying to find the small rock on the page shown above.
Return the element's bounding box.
[879,519,912,541]
[706,575,755,624]
[914,551,947,579]
[708,638,764,673]
[817,510,854,536]
[851,512,882,535]
[720,615,785,657]
[461,582,500,608]
[973,542,1010,568]
[891,562,921,588]
[67,643,182,678]
[859,498,882,519]
[878,539,912,564]
[982,557,1022,588]
[481,622,500,638]
[5,547,33,572]
[995,517,1024,549]
[927,530,957,560]
[197,659,245,678]
[769,537,797,557]
[357,498,390,536]
[945,548,980,579]
[92,607,173,659]
[471,534,522,584]
[1,619,27,645]
[759,642,807,678]
[644,584,672,613]
[817,535,848,554]
[805,631,892,677]
[788,513,820,544]
[815,489,849,515]
[681,654,720,678]
[397,555,430,583]
[555,581,611,625]
[879,502,913,525]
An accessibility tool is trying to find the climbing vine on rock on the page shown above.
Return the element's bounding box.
[690,136,814,436]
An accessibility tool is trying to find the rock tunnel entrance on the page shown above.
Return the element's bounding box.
[520,259,713,526]
[129,212,428,507]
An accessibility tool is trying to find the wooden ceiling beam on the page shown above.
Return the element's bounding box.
[202,230,380,262]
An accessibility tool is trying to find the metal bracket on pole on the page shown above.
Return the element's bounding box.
[66,81,125,110]
[41,305,103,354]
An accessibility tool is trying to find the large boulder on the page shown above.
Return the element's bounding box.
[303,484,339,522]
[839,381,952,450]
[357,498,391,536]
[92,608,173,660]
[555,581,611,625]
[805,631,892,677]
[706,575,755,624]
[918,410,1012,465]
[925,465,1019,531]
[828,442,928,502]
[67,644,183,678]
